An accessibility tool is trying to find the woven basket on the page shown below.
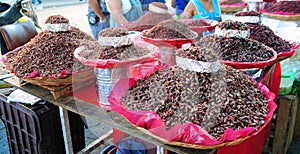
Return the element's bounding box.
[262,12,300,21]
[136,127,246,149]
[221,5,246,13]
[21,69,93,87]
[121,109,273,150]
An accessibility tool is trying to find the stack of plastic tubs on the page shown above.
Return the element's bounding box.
[279,60,297,96]
[0,93,85,153]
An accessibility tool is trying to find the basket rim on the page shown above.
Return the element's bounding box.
[119,110,274,150]
[140,30,198,41]
[221,5,247,12]
[109,78,276,150]
[220,43,278,69]
[261,12,300,21]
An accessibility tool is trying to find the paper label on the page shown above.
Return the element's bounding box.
[176,56,221,73]
[44,23,71,32]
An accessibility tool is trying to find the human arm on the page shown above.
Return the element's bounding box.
[175,0,186,15]
[88,0,106,22]
[106,0,128,25]
[180,2,195,19]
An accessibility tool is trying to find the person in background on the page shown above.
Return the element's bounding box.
[88,0,110,39]
[0,0,14,5]
[31,0,42,5]
[175,0,190,16]
[139,0,166,14]
[105,0,143,28]
[181,0,221,22]
[0,1,10,12]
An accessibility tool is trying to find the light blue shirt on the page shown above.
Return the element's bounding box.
[191,0,221,22]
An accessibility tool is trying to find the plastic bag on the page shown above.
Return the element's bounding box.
[7,89,42,105]
[261,63,281,99]
[74,41,161,69]
[108,77,276,147]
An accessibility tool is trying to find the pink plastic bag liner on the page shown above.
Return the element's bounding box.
[220,47,277,69]
[118,21,133,29]
[179,19,218,33]
[140,30,198,49]
[221,3,247,7]
[108,76,277,146]
[74,41,161,68]
[259,9,300,16]
[277,43,299,60]
[1,51,91,78]
[261,63,281,99]
[217,122,272,154]
[129,61,162,80]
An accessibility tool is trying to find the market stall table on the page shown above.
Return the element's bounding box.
[3,76,216,154]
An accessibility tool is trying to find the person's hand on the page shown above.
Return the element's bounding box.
[100,17,107,23]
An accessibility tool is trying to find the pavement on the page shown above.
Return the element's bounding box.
[35,0,88,9]
[34,0,91,35]
[0,122,9,154]
[0,1,111,154]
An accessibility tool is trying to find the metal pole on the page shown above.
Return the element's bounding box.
[59,107,74,154]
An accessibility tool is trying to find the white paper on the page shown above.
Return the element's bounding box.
[7,89,42,105]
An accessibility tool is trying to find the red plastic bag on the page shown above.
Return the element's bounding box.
[108,76,277,147]
[129,60,162,80]
[217,121,272,154]
[261,63,281,99]
[74,41,161,68]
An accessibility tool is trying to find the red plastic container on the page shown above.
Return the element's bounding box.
[140,30,198,49]
[276,43,299,61]
[179,19,218,33]
[220,47,278,69]
[74,41,161,69]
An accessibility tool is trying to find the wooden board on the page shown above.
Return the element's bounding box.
[294,96,300,139]
[14,70,95,99]
[285,96,299,153]
[272,95,299,154]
